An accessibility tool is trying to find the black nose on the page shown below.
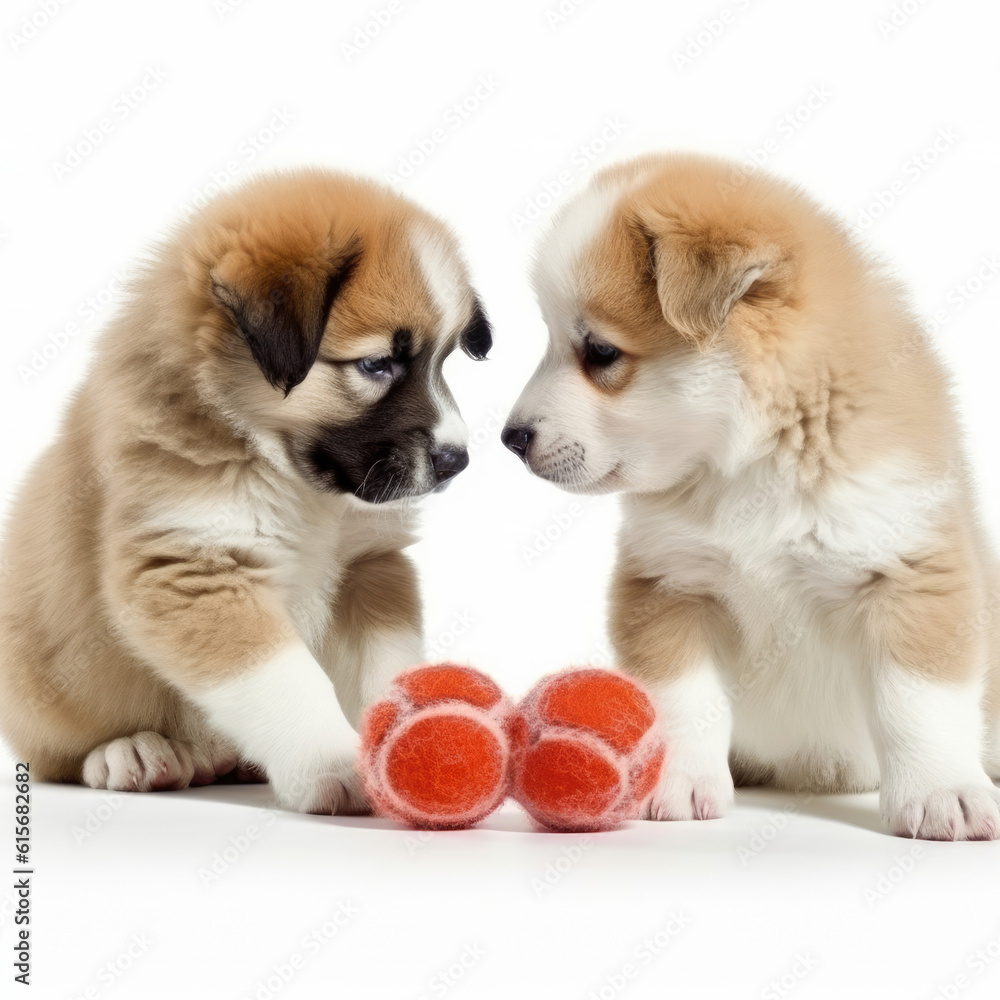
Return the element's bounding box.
[501,425,534,461]
[430,446,469,482]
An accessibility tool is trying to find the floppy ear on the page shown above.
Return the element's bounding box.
[210,239,361,395]
[643,221,784,349]
[459,299,493,360]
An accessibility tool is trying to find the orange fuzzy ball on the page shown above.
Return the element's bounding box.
[511,668,666,832]
[360,664,515,830]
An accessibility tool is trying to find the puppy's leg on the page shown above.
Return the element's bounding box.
[863,565,1000,841]
[868,666,999,840]
[81,731,238,791]
[108,545,365,815]
[983,608,1000,781]
[611,570,734,821]
[81,723,262,791]
[322,550,423,729]
[986,718,1000,782]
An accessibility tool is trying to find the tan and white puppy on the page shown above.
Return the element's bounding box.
[0,169,491,814]
[504,153,1000,840]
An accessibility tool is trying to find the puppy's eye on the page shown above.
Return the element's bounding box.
[358,356,393,378]
[584,338,621,367]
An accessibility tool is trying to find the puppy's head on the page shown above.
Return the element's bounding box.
[187,169,491,503]
[503,154,801,494]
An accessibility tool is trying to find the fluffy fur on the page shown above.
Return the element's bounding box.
[504,153,1000,840]
[0,169,491,814]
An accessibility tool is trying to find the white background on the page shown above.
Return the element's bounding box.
[2,0,1000,997]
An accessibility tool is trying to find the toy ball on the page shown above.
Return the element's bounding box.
[511,667,666,832]
[360,663,515,830]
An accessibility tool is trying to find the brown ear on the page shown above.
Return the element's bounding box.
[210,238,361,395]
[644,221,784,349]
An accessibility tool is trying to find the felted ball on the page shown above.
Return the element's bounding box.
[359,663,515,830]
[511,667,666,832]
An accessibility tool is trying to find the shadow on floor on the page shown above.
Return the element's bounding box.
[733,786,887,835]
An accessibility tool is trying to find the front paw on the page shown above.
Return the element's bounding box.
[81,732,213,791]
[881,779,1000,841]
[642,763,735,821]
[272,759,370,816]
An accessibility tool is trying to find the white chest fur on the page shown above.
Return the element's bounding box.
[619,456,950,788]
[144,465,415,657]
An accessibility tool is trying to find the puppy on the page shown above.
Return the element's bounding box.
[0,169,491,814]
[504,153,1000,840]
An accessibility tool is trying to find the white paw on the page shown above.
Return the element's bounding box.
[271,758,369,816]
[882,780,1000,841]
[81,732,217,792]
[642,762,735,821]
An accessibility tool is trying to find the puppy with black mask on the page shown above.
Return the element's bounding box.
[0,169,491,814]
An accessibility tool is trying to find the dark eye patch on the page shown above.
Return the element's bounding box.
[392,328,414,361]
[459,300,492,360]
[300,326,445,500]
[317,327,414,373]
